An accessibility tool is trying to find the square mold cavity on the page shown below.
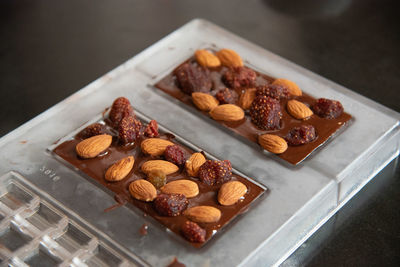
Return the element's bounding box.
[23,244,63,267]
[82,244,129,267]
[0,225,33,252]
[0,182,38,212]
[25,202,67,232]
[53,222,96,254]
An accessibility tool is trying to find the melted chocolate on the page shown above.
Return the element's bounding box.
[53,119,265,248]
[167,257,186,267]
[139,223,148,236]
[154,58,352,165]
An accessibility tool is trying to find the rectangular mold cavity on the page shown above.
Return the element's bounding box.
[50,109,268,248]
[54,222,96,254]
[153,55,352,166]
[0,225,33,252]
[26,202,67,232]
[23,244,63,267]
[0,182,36,211]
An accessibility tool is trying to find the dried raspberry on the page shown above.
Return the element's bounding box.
[181,221,206,243]
[198,160,232,186]
[118,116,142,144]
[164,145,186,166]
[215,88,238,104]
[250,95,282,130]
[222,66,256,89]
[174,63,212,94]
[109,97,135,128]
[286,125,316,146]
[78,123,106,139]
[256,84,289,100]
[154,194,188,217]
[312,98,344,119]
[144,120,159,137]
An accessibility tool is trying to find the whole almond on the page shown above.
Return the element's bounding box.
[218,181,247,206]
[129,179,157,202]
[258,134,288,154]
[184,206,221,223]
[287,99,313,120]
[76,134,112,159]
[141,160,179,175]
[238,88,256,110]
[216,49,243,67]
[192,92,219,111]
[272,78,302,96]
[161,180,199,198]
[210,104,244,121]
[185,152,206,177]
[105,156,134,182]
[195,49,221,68]
[141,138,174,156]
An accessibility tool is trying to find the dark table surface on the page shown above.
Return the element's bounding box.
[1,0,399,266]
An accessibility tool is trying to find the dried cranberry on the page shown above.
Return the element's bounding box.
[118,116,142,144]
[181,221,206,243]
[144,120,159,137]
[198,160,232,186]
[154,194,188,217]
[174,63,212,94]
[216,88,238,104]
[312,98,344,119]
[222,66,256,89]
[286,125,316,146]
[78,123,106,139]
[164,145,186,166]
[109,97,135,128]
[256,84,289,100]
[249,95,282,130]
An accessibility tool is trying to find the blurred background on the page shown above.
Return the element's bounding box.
[1,0,399,266]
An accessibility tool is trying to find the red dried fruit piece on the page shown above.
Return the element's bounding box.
[198,160,232,186]
[164,145,186,166]
[312,98,344,119]
[222,66,256,89]
[286,125,316,146]
[256,84,289,100]
[174,63,212,94]
[181,221,206,243]
[250,95,282,130]
[154,193,188,217]
[118,116,143,144]
[78,123,106,139]
[144,120,159,137]
[109,97,135,128]
[215,88,238,104]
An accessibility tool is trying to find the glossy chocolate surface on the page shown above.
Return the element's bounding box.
[155,58,352,165]
[53,118,265,248]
